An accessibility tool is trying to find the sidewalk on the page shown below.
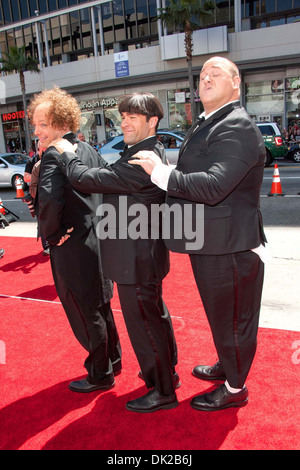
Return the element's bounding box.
[0,221,299,332]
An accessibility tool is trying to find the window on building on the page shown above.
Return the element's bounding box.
[136,0,149,36]
[6,29,16,49]
[23,24,34,57]
[216,0,230,23]
[19,1,29,20]
[15,27,24,48]
[80,8,92,49]
[38,0,48,15]
[242,0,300,28]
[277,0,292,11]
[48,0,58,12]
[11,2,20,22]
[261,0,275,14]
[245,93,284,116]
[0,0,161,62]
[58,0,67,8]
[244,78,300,130]
[28,0,38,17]
[2,0,12,24]
[287,14,300,24]
[0,32,5,56]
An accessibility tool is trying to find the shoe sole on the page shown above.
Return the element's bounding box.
[68,382,115,393]
[126,400,179,413]
[190,398,248,411]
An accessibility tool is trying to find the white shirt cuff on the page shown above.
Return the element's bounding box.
[150,164,175,191]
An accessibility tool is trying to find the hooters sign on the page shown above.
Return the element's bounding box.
[2,110,25,122]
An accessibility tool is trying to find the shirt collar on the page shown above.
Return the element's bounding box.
[200,100,240,120]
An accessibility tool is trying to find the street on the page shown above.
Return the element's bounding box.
[1,161,299,226]
[260,161,300,226]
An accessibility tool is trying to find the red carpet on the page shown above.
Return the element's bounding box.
[0,236,299,450]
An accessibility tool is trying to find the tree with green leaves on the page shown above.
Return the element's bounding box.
[158,0,215,124]
[0,45,40,153]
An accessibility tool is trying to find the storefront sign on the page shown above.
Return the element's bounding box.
[114,52,130,78]
[175,92,186,103]
[79,98,119,110]
[2,111,25,122]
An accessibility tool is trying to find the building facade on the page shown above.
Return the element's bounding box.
[1,0,300,152]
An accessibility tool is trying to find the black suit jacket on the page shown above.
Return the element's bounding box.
[57,136,169,285]
[165,101,267,255]
[38,133,113,307]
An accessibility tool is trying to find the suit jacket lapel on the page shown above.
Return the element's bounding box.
[178,101,241,162]
[179,117,205,156]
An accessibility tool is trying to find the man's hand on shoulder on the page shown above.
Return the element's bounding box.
[129,150,162,175]
[48,138,77,155]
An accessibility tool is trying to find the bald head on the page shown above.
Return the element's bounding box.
[199,57,241,115]
[203,56,240,79]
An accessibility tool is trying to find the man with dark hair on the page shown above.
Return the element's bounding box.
[50,92,179,413]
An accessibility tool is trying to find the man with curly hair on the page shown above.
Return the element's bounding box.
[28,87,121,392]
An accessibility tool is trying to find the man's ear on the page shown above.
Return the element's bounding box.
[149,116,159,130]
[233,75,241,89]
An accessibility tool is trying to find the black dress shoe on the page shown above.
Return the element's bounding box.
[192,361,226,381]
[126,389,178,413]
[69,375,115,393]
[113,362,122,377]
[138,370,181,389]
[190,384,248,411]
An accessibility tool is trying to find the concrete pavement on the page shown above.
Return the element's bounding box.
[0,221,299,332]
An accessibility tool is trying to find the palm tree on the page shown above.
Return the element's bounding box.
[0,45,40,154]
[158,0,215,124]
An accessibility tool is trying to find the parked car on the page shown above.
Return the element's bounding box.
[256,122,288,167]
[285,141,300,163]
[0,153,29,189]
[100,130,186,165]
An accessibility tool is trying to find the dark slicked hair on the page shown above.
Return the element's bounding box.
[118,92,164,131]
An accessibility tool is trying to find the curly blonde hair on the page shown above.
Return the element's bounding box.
[28,86,81,133]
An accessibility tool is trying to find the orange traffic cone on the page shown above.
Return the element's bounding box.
[15,176,25,199]
[0,198,5,215]
[268,164,285,196]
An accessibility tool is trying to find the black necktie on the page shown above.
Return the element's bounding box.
[186,116,205,139]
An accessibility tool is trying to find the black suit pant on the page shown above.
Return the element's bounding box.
[190,250,264,389]
[52,267,121,383]
[117,281,178,396]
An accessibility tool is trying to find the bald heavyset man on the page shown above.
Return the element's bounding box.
[130,56,267,411]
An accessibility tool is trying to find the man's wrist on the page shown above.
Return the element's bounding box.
[150,164,174,191]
